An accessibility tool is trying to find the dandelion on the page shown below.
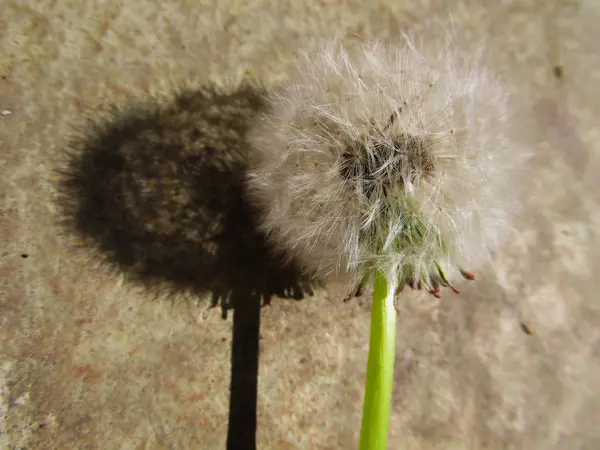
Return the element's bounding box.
[247,37,527,293]
[246,36,528,449]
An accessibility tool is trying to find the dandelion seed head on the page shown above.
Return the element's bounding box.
[246,37,529,293]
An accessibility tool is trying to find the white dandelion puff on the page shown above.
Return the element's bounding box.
[246,37,530,296]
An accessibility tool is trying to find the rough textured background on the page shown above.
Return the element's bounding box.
[1,0,599,449]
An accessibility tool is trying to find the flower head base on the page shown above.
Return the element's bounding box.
[246,38,528,295]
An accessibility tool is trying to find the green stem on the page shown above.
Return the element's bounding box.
[359,270,398,450]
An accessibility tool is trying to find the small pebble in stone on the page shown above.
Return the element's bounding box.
[1,110,12,116]
[553,65,564,80]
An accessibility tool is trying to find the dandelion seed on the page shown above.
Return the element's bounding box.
[246,37,529,296]
[521,322,533,335]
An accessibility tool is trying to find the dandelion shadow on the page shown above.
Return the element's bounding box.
[57,83,316,450]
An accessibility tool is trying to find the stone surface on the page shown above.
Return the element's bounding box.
[1,0,599,448]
